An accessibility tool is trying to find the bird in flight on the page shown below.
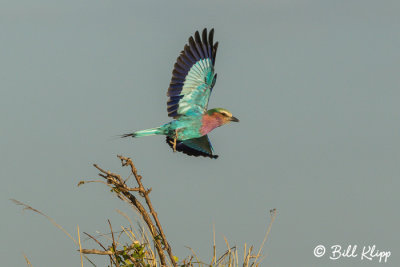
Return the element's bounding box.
[122,28,239,159]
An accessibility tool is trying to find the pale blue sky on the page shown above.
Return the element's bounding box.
[1,0,399,266]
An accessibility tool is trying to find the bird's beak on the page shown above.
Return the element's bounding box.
[230,116,239,122]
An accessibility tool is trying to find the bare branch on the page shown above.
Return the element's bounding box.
[83,156,171,266]
[84,232,115,266]
[253,208,277,266]
[118,155,177,267]
[108,220,120,267]
[23,253,33,267]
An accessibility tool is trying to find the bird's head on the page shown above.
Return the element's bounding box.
[207,108,239,125]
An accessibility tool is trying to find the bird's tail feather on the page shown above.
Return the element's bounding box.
[121,127,163,138]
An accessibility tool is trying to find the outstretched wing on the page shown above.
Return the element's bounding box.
[167,28,218,118]
[166,135,219,159]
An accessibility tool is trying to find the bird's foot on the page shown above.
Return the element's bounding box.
[171,138,177,152]
[169,130,179,152]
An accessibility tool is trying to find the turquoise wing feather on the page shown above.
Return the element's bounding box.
[167,29,218,118]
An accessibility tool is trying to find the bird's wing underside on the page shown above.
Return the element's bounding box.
[165,135,218,159]
[167,28,218,118]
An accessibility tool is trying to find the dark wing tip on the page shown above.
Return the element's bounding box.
[188,36,196,47]
[194,30,201,43]
[209,28,214,44]
[202,28,208,43]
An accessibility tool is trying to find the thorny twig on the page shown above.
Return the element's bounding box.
[80,155,177,267]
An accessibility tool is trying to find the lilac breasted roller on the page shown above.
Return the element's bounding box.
[122,29,239,159]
